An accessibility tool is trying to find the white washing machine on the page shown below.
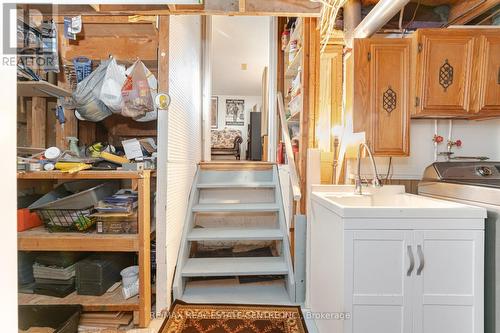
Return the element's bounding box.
[419,161,500,333]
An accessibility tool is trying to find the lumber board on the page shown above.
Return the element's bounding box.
[17,170,151,180]
[18,227,139,252]
[18,287,139,311]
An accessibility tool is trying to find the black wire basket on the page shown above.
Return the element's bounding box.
[35,207,97,232]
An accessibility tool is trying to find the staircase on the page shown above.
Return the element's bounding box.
[172,162,296,305]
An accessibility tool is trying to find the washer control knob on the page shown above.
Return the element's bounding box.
[476,166,493,177]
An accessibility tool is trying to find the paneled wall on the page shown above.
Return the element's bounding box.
[157,15,202,309]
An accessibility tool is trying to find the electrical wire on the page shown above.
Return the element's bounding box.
[404,0,421,31]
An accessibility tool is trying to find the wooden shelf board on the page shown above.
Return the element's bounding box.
[18,227,139,252]
[18,287,139,312]
[17,170,151,180]
[17,81,72,98]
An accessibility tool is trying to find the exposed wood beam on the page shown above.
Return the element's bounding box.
[447,0,500,25]
[362,0,462,5]
[89,4,100,12]
[49,0,320,17]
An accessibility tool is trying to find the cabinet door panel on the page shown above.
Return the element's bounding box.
[476,33,500,116]
[370,42,410,156]
[345,230,413,333]
[416,31,476,117]
[413,230,484,333]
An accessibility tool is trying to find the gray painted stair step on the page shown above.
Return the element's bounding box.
[181,257,288,277]
[181,279,292,305]
[187,228,283,241]
[192,203,280,213]
[197,182,275,188]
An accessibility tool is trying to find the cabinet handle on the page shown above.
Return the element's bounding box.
[407,245,415,276]
[497,66,500,84]
[417,244,425,275]
[439,59,454,92]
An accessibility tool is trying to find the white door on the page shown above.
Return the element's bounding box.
[345,230,414,333]
[413,230,484,333]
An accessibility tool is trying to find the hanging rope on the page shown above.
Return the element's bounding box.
[311,0,347,52]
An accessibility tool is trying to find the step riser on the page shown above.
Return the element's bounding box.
[190,240,282,256]
[198,170,273,184]
[198,188,275,204]
[194,212,278,229]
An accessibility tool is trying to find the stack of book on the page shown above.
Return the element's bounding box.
[93,190,138,234]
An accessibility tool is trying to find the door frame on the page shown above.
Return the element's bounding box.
[201,16,212,161]
[201,16,278,162]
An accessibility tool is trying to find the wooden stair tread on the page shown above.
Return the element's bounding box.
[199,162,275,171]
[182,257,288,277]
[192,203,280,212]
[187,228,283,241]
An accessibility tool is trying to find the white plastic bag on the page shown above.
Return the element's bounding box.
[124,60,158,122]
[121,60,154,118]
[72,59,112,122]
[99,58,126,113]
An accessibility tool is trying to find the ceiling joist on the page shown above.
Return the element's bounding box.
[44,0,321,17]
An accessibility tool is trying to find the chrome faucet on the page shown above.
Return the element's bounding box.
[355,142,382,195]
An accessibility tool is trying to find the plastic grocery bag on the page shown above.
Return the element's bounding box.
[72,59,112,122]
[121,60,154,118]
[99,58,126,113]
[128,62,158,122]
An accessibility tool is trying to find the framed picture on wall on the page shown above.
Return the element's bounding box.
[211,96,218,128]
[225,99,245,126]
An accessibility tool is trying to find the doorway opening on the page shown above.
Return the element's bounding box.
[207,16,272,162]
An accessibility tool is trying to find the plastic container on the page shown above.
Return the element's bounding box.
[17,208,42,231]
[29,181,120,232]
[120,265,139,287]
[76,254,134,296]
[18,304,82,333]
[29,181,120,210]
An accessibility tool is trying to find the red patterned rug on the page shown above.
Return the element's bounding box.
[160,300,308,333]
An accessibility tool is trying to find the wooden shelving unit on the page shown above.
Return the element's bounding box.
[283,18,303,133]
[18,286,139,312]
[17,170,152,328]
[18,227,140,252]
[17,81,72,98]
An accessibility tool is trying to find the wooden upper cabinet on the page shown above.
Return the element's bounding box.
[353,38,410,156]
[474,32,500,117]
[413,29,478,118]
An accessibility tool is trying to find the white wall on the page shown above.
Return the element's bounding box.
[156,15,202,310]
[212,16,270,96]
[213,95,261,159]
[350,119,500,180]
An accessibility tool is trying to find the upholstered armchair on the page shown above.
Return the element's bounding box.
[211,128,243,160]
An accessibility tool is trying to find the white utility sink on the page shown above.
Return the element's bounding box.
[312,185,486,219]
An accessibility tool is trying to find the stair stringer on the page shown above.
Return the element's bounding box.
[172,166,201,300]
[273,165,296,302]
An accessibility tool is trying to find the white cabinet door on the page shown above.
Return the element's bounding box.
[413,230,484,333]
[345,230,414,333]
